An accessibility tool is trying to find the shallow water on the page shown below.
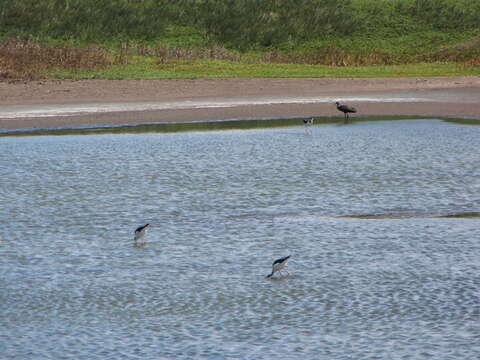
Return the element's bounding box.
[1,120,479,359]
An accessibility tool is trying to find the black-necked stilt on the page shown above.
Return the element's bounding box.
[266,255,291,278]
[303,118,314,126]
[134,223,150,242]
[336,102,357,122]
[303,118,314,134]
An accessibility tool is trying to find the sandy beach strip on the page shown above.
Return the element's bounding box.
[0,77,479,131]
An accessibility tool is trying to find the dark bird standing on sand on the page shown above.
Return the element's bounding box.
[134,223,150,242]
[266,255,291,278]
[336,102,357,122]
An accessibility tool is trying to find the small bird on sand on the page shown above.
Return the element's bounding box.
[134,223,150,242]
[336,102,357,122]
[266,255,291,278]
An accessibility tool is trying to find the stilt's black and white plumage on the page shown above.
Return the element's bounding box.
[303,118,314,134]
[266,255,291,278]
[134,223,150,242]
[336,102,357,122]
[303,118,314,126]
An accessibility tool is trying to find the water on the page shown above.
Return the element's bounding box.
[1,119,479,359]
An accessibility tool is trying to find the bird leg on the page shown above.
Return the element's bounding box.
[279,267,290,276]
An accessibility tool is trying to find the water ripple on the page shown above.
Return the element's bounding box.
[1,120,479,359]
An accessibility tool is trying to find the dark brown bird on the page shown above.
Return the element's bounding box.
[336,102,357,122]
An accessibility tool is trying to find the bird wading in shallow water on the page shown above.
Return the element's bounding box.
[266,255,291,278]
[336,102,357,123]
[303,118,314,126]
[134,223,150,243]
[303,118,314,134]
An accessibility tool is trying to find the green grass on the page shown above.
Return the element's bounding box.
[296,29,480,54]
[3,8,480,80]
[48,58,480,79]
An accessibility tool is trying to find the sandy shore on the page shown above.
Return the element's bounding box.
[0,77,479,131]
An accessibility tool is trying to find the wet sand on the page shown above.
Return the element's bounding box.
[0,77,479,131]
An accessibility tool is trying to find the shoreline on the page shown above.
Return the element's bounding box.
[1,77,479,132]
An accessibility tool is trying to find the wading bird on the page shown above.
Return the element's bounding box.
[336,102,357,122]
[134,223,150,243]
[303,118,314,126]
[303,118,314,134]
[266,255,291,278]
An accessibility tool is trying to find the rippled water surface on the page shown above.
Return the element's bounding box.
[1,120,480,359]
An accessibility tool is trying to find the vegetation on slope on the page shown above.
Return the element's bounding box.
[0,0,479,79]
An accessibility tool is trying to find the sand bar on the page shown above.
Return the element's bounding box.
[0,77,479,131]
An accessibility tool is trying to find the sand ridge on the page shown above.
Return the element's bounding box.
[0,77,479,130]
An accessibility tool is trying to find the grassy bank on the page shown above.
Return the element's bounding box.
[1,37,479,80]
[49,59,480,79]
[1,0,480,80]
